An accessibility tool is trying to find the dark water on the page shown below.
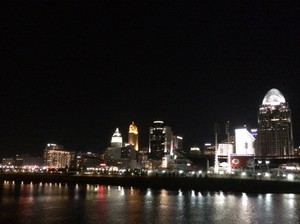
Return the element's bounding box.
[0,181,299,224]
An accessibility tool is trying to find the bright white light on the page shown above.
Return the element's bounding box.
[285,166,296,170]
[287,174,294,180]
[242,193,248,206]
[191,147,200,151]
[146,188,152,197]
[265,172,270,177]
[235,128,255,155]
[220,162,228,167]
[178,189,182,196]
[262,88,286,105]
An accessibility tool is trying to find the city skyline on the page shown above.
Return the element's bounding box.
[0,87,297,158]
[1,1,299,156]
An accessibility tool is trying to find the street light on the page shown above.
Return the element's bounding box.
[258,160,262,174]
[266,160,270,172]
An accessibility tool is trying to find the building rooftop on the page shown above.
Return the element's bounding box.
[262,88,286,106]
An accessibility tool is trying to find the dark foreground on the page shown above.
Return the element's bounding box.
[1,173,300,194]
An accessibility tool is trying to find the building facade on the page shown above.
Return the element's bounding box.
[148,120,180,161]
[43,143,75,169]
[149,121,166,160]
[256,88,294,156]
[75,151,103,171]
[235,128,256,155]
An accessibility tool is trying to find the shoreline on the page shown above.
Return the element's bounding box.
[0,173,300,194]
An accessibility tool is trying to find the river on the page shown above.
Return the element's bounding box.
[0,181,299,224]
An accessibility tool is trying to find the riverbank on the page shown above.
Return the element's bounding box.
[0,173,299,193]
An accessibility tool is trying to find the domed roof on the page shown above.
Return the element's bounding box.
[262,88,285,105]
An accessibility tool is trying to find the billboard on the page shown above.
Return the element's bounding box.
[230,154,254,169]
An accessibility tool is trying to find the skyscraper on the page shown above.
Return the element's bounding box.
[149,121,175,160]
[104,128,123,164]
[128,121,139,151]
[256,88,294,156]
[111,128,123,148]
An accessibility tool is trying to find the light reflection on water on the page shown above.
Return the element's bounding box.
[0,181,299,224]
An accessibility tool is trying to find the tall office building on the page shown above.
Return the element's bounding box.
[104,128,123,164]
[128,121,139,151]
[256,88,294,156]
[149,121,175,160]
[111,128,123,148]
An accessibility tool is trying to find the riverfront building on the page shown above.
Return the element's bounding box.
[235,128,256,155]
[148,120,182,162]
[43,143,75,169]
[256,88,294,156]
[148,121,173,160]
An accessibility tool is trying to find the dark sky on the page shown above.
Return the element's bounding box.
[1,1,300,157]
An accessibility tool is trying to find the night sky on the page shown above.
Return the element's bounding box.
[1,1,300,157]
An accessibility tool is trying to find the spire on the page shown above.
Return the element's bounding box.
[113,128,121,137]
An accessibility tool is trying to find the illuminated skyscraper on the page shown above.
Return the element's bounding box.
[256,88,294,156]
[128,121,139,151]
[103,128,123,165]
[111,128,123,148]
[149,121,176,160]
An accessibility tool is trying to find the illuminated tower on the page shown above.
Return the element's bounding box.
[111,128,123,148]
[256,88,294,156]
[128,121,139,151]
